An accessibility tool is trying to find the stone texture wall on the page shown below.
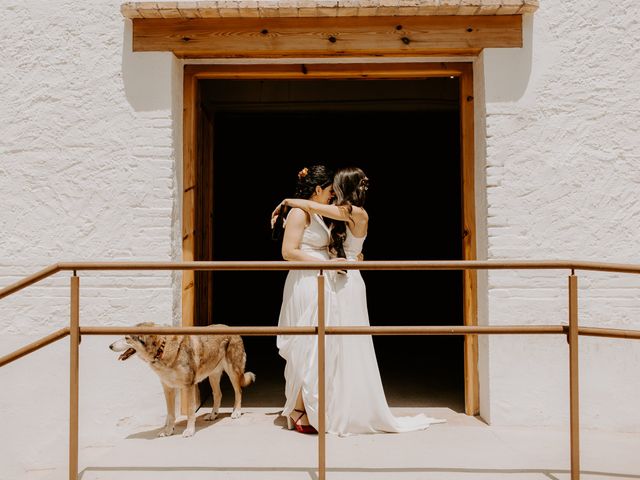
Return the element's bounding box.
[0,1,181,477]
[481,1,640,429]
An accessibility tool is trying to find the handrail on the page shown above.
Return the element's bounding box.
[79,325,568,335]
[2,260,640,301]
[0,327,70,368]
[4,325,636,371]
[0,263,60,300]
[80,326,318,335]
[578,326,640,340]
[2,260,640,480]
[55,259,640,273]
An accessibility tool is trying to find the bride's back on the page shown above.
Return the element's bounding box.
[343,227,366,260]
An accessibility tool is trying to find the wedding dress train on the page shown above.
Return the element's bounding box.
[277,211,444,434]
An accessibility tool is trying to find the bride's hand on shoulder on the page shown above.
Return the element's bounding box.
[270,200,286,229]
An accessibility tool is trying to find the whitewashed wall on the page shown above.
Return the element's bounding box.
[1,0,640,478]
[480,1,640,430]
[0,1,182,478]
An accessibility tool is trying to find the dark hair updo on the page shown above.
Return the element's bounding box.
[294,165,334,199]
[271,164,334,241]
[329,167,369,258]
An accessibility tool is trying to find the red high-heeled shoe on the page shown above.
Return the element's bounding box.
[288,409,318,434]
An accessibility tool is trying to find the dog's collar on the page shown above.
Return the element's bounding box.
[153,340,166,362]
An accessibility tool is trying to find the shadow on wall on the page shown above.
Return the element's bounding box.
[484,14,534,102]
[121,20,173,111]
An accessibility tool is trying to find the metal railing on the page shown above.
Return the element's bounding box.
[2,260,640,480]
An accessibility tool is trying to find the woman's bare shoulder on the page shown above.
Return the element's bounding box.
[286,207,310,226]
[351,206,369,221]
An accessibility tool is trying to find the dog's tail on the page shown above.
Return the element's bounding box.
[241,371,256,387]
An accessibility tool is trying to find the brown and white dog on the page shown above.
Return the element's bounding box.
[109,322,255,437]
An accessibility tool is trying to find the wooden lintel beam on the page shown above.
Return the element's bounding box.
[132,15,522,58]
[185,62,472,80]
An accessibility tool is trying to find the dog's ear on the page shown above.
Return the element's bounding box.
[136,321,155,326]
[132,322,154,343]
[130,335,146,346]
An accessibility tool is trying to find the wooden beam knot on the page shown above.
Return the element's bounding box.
[133,16,523,57]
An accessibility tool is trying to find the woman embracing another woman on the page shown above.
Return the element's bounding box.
[273,165,444,436]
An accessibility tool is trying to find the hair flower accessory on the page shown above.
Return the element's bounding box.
[298,167,309,179]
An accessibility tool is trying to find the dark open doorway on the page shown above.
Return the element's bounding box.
[195,78,464,411]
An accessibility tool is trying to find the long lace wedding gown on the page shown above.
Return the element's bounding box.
[277,211,444,435]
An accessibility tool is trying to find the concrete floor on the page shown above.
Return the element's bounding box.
[39,407,640,480]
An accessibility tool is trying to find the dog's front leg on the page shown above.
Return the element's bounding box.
[158,383,176,437]
[182,385,196,438]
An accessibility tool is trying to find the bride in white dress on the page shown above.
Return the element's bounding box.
[273,165,336,434]
[275,166,444,435]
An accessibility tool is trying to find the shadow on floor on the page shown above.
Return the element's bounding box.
[125,413,232,440]
[79,466,640,480]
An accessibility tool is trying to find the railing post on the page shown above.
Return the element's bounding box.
[568,273,580,480]
[69,274,80,480]
[317,271,326,480]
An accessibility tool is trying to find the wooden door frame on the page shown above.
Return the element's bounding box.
[182,62,479,416]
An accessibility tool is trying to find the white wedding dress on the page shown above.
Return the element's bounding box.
[277,210,444,435]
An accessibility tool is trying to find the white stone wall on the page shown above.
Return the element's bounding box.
[0,1,182,477]
[481,2,640,430]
